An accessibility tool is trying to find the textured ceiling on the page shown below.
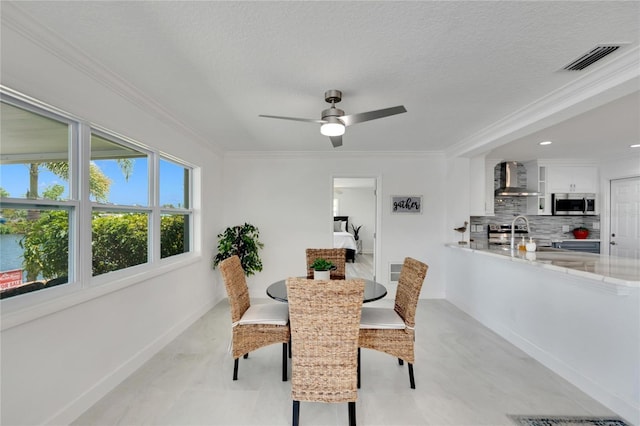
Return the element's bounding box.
[2,1,639,159]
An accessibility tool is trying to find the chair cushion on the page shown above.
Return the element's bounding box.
[237,303,289,326]
[360,307,406,329]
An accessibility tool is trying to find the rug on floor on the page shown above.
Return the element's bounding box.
[508,415,630,426]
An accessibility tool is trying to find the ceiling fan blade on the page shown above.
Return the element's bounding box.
[259,114,326,124]
[340,105,407,126]
[329,135,343,148]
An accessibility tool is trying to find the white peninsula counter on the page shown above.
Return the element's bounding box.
[445,243,639,425]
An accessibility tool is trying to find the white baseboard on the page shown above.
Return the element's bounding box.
[45,299,216,426]
[447,297,639,425]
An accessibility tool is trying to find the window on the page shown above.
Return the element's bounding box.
[90,131,151,276]
[0,90,195,299]
[90,133,148,205]
[0,206,71,299]
[92,211,149,275]
[159,158,191,258]
[0,100,75,298]
[0,102,72,201]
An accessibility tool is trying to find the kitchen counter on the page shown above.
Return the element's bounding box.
[445,244,640,423]
[448,241,639,289]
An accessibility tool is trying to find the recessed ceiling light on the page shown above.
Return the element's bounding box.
[630,144,640,148]
[539,141,553,146]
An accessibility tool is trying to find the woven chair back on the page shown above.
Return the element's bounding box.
[219,255,251,323]
[394,257,429,328]
[305,248,347,279]
[287,278,364,403]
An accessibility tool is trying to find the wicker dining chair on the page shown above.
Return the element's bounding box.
[219,255,290,382]
[287,277,365,426]
[305,248,346,279]
[358,257,428,389]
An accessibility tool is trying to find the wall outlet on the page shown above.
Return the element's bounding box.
[562,225,570,232]
[593,222,600,230]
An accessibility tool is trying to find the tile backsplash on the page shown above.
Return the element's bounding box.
[494,196,528,216]
[470,215,601,245]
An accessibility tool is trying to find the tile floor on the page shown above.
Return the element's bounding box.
[72,299,617,425]
[347,253,374,280]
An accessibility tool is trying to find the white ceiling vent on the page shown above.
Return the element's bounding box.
[562,45,622,71]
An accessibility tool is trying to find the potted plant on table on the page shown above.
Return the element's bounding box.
[310,258,336,280]
[212,223,264,276]
[572,226,589,240]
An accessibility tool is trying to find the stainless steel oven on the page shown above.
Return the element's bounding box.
[552,193,596,215]
[488,223,529,245]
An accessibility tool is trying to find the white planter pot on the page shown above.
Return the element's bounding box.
[313,270,330,280]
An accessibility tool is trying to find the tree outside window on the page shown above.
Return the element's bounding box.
[0,93,193,299]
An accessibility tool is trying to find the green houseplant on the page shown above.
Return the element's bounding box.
[212,223,264,276]
[351,224,362,241]
[310,258,335,280]
[310,258,335,271]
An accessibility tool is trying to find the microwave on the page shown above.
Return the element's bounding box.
[552,193,597,215]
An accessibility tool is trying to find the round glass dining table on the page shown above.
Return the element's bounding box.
[266,278,387,303]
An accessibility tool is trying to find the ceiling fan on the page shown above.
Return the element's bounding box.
[259,90,407,148]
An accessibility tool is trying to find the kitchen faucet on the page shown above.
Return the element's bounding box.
[511,215,530,250]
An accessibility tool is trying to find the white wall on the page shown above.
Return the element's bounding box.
[445,156,471,240]
[1,21,224,426]
[334,186,375,253]
[222,153,448,300]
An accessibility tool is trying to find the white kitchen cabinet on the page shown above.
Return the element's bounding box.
[525,161,551,215]
[547,165,598,194]
[469,156,498,216]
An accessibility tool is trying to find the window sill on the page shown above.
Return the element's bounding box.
[1,253,202,331]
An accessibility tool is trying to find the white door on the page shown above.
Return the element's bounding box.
[610,177,640,259]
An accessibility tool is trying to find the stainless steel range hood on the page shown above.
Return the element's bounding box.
[494,161,539,197]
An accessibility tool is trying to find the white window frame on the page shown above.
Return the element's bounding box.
[158,155,193,260]
[0,92,81,299]
[0,87,197,322]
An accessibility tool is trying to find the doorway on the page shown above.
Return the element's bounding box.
[333,177,377,280]
[610,176,640,259]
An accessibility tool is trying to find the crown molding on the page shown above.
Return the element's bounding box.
[223,150,445,160]
[447,46,640,159]
[1,3,218,154]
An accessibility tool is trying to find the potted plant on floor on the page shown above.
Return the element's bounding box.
[310,258,336,280]
[351,223,363,254]
[212,223,264,276]
[351,223,362,240]
[572,226,589,240]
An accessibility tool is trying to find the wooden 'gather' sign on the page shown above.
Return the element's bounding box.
[391,196,422,214]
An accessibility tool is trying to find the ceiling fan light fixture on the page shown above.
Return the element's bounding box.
[320,118,345,136]
[259,89,406,147]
